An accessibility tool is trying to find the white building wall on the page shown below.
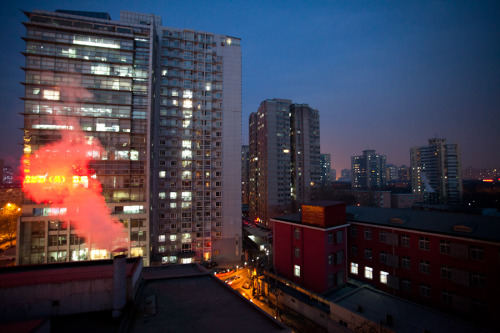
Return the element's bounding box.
[216,36,242,263]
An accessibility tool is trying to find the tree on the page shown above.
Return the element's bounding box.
[0,203,21,248]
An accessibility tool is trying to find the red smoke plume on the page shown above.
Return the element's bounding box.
[21,76,127,251]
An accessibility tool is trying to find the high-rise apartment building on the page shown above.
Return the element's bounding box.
[320,153,332,186]
[410,138,462,205]
[241,145,250,205]
[249,99,320,227]
[351,150,386,190]
[18,9,241,266]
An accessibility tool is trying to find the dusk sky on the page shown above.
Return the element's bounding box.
[0,0,499,175]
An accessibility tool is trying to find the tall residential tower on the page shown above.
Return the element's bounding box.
[351,150,387,190]
[18,9,241,266]
[249,99,320,227]
[410,138,462,204]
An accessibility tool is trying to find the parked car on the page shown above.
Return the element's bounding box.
[225,275,242,285]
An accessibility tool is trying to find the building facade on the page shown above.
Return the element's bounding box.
[351,150,386,190]
[410,138,463,205]
[18,9,241,266]
[272,202,500,330]
[346,206,499,329]
[249,99,320,227]
[272,202,348,294]
[241,145,250,205]
[319,153,331,186]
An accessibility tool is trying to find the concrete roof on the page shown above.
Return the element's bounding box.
[0,258,140,288]
[127,264,288,333]
[346,206,500,243]
[332,285,487,333]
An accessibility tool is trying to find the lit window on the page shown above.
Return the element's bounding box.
[294,265,301,277]
[183,100,193,108]
[183,90,193,99]
[380,271,389,284]
[43,89,60,100]
[159,171,166,178]
[364,266,373,280]
[170,192,177,199]
[158,235,165,242]
[350,262,359,275]
[159,192,166,199]
[170,234,177,242]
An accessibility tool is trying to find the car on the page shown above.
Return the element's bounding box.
[242,280,252,289]
[225,275,242,285]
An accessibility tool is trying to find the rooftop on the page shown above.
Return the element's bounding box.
[332,285,486,333]
[346,206,500,243]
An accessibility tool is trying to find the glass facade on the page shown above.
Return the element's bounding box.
[18,9,242,266]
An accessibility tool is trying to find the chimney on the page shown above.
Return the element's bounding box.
[112,255,127,318]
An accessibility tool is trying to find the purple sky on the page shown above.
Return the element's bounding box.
[1,0,499,176]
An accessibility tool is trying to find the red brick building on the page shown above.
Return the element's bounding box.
[272,201,348,294]
[273,203,500,329]
[346,206,500,328]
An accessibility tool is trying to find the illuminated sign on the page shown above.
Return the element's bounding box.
[483,179,493,182]
[24,175,89,187]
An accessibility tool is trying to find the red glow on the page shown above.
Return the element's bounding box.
[483,179,494,182]
[22,119,127,250]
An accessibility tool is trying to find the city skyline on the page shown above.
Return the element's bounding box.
[1,0,499,175]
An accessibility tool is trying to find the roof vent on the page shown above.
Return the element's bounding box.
[453,224,472,233]
[390,217,404,224]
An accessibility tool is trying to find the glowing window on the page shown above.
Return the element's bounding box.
[159,235,166,242]
[183,90,193,99]
[159,171,166,178]
[130,150,139,161]
[365,266,373,280]
[380,271,389,284]
[183,100,193,108]
[159,192,166,199]
[181,192,192,201]
[350,262,359,275]
[170,234,177,242]
[205,82,212,91]
[170,192,177,199]
[294,265,301,277]
[182,140,191,148]
[182,150,192,159]
[43,89,60,100]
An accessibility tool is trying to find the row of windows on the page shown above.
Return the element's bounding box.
[351,226,485,260]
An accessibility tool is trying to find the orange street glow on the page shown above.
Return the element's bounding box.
[483,179,493,182]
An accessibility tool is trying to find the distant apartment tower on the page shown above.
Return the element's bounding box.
[320,154,332,185]
[2,166,13,185]
[249,99,320,227]
[386,164,399,182]
[351,150,386,190]
[241,145,250,205]
[398,165,410,182]
[410,138,463,205]
[338,168,351,182]
[18,9,241,266]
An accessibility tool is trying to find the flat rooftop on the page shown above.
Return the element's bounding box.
[128,264,288,332]
[0,258,140,288]
[332,285,487,333]
[346,206,500,243]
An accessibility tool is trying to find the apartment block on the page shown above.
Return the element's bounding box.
[411,138,463,204]
[249,99,320,227]
[351,150,386,190]
[18,9,241,266]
